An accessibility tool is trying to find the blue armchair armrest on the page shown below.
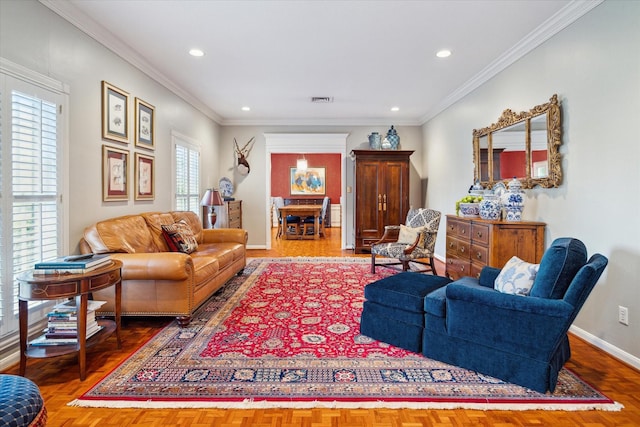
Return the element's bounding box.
[445,283,574,360]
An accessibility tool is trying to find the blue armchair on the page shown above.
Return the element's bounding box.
[422,237,608,393]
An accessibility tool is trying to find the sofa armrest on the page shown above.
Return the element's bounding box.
[109,253,192,281]
[445,283,574,358]
[201,228,248,245]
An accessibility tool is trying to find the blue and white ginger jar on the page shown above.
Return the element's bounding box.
[385,125,400,150]
[479,193,501,220]
[503,177,525,221]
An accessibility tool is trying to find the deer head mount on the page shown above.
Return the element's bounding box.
[234,137,255,176]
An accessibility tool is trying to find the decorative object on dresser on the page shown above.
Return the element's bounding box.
[473,94,562,189]
[201,188,224,228]
[503,177,526,221]
[383,125,400,149]
[445,215,545,280]
[352,150,413,253]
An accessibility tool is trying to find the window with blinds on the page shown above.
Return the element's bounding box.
[0,67,65,339]
[173,134,200,214]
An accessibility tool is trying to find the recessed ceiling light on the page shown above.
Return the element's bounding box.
[390,106,400,112]
[189,48,205,57]
[436,49,452,58]
[241,106,251,112]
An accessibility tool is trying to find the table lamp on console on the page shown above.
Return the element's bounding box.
[201,189,224,228]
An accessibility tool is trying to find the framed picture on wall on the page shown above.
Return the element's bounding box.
[101,81,129,143]
[102,145,129,201]
[134,152,155,200]
[290,167,326,195]
[134,97,155,150]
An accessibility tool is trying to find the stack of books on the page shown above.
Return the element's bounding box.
[33,253,111,275]
[30,300,107,346]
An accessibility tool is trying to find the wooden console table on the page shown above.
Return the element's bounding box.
[17,260,123,380]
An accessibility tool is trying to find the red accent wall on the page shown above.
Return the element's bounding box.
[271,153,341,203]
[499,150,547,178]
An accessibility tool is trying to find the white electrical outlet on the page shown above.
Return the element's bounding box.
[618,306,629,326]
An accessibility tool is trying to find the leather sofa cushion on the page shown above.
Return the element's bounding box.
[142,212,176,251]
[85,215,158,253]
[193,242,245,268]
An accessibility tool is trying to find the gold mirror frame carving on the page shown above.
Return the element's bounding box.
[473,94,562,189]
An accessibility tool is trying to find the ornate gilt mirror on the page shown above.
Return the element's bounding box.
[473,94,562,189]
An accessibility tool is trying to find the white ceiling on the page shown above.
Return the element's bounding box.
[43,0,600,126]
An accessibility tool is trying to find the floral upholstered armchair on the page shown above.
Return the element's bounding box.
[371,208,441,274]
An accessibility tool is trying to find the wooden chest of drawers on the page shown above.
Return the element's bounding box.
[445,215,546,280]
[225,200,242,229]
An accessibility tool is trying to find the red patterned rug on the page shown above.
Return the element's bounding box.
[70,258,620,410]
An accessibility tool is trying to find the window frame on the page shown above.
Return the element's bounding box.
[171,130,201,216]
[0,58,70,344]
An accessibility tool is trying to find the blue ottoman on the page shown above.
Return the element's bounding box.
[360,272,452,353]
[0,375,47,427]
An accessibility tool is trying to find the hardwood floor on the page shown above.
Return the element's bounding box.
[3,226,639,426]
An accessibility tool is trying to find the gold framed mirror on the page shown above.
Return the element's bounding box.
[473,94,562,189]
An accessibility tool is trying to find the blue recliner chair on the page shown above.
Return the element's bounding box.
[422,237,608,393]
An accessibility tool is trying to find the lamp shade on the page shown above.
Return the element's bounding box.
[296,158,308,170]
[201,189,224,207]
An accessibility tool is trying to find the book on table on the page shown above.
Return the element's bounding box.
[30,300,107,347]
[33,254,111,275]
[34,253,111,269]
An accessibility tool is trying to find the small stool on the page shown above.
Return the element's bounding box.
[360,272,452,353]
[0,375,47,427]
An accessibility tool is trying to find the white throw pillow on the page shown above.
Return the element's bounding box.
[494,256,539,296]
[397,224,424,245]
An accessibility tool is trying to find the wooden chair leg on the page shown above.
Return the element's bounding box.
[371,253,376,274]
[402,260,410,271]
[430,257,437,276]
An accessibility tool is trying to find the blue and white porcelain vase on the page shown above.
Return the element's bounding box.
[368,132,381,149]
[503,177,525,221]
[479,193,501,220]
[385,125,400,150]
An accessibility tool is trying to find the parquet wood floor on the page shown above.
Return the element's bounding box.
[3,227,639,426]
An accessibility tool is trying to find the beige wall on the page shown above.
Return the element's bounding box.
[422,0,640,362]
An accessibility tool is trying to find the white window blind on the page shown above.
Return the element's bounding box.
[0,65,65,339]
[172,133,200,214]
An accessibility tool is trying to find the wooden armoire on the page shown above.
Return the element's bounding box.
[352,150,413,253]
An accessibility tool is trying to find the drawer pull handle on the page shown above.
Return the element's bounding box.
[461,229,466,234]
[476,252,482,259]
[459,247,465,253]
[449,242,454,248]
[477,231,483,237]
[460,265,465,271]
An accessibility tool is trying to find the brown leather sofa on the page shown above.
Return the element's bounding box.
[79,211,247,326]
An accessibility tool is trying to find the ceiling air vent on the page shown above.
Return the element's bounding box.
[311,97,334,103]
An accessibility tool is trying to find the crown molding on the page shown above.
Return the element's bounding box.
[39,0,602,128]
[38,0,224,124]
[418,0,604,125]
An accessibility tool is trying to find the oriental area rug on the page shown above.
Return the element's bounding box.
[70,258,620,410]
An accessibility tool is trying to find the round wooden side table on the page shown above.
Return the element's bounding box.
[17,260,122,381]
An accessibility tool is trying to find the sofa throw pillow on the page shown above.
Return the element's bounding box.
[397,224,425,247]
[494,256,540,296]
[161,220,198,254]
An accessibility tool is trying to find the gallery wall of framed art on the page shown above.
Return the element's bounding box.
[101,80,156,202]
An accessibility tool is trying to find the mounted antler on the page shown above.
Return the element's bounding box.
[234,137,255,175]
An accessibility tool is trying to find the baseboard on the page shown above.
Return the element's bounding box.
[569,325,640,370]
[246,244,266,250]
